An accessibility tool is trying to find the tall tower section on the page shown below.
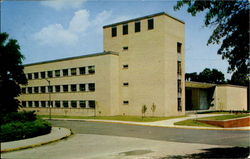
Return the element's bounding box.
[103,12,185,116]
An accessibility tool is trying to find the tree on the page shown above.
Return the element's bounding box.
[151,103,156,117]
[0,32,27,114]
[186,68,225,84]
[174,0,249,81]
[141,104,147,118]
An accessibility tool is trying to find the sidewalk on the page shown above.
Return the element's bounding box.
[50,114,250,131]
[1,127,72,153]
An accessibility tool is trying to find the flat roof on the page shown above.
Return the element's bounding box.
[185,81,216,89]
[24,51,119,67]
[217,84,247,88]
[103,12,184,28]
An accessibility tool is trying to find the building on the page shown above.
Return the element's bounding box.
[18,12,247,117]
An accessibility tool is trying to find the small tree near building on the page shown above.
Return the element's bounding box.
[142,104,147,118]
[151,103,156,117]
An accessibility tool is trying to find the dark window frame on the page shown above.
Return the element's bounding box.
[148,18,154,30]
[89,100,96,108]
[55,70,61,77]
[79,67,86,75]
[177,42,182,53]
[123,24,128,35]
[112,26,117,37]
[123,101,129,104]
[71,84,77,92]
[71,68,77,76]
[34,72,39,79]
[63,69,69,76]
[135,21,141,32]
[40,72,46,78]
[88,83,95,91]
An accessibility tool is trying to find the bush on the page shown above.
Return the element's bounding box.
[1,111,37,125]
[0,119,51,142]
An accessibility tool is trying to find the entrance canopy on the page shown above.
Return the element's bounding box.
[185,81,216,89]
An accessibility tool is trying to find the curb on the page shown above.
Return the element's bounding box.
[1,127,72,153]
[49,118,250,131]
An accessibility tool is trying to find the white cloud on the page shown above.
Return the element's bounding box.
[93,10,112,25]
[33,24,78,46]
[69,10,90,33]
[41,0,86,10]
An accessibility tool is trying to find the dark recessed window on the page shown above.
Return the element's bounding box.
[28,87,32,93]
[123,65,129,69]
[123,46,128,50]
[55,101,61,108]
[21,88,26,94]
[28,101,33,107]
[112,26,117,37]
[28,73,32,80]
[47,71,53,78]
[177,42,182,53]
[178,98,182,111]
[40,72,46,78]
[71,68,77,76]
[63,101,69,108]
[34,101,39,107]
[63,69,68,76]
[79,67,85,75]
[177,61,181,75]
[41,101,46,107]
[34,72,39,79]
[123,24,128,35]
[123,101,129,104]
[22,101,26,107]
[79,84,85,91]
[63,85,68,92]
[71,84,77,92]
[123,82,129,86]
[88,66,95,74]
[71,101,77,108]
[34,87,39,93]
[55,70,60,77]
[48,86,53,93]
[41,86,46,93]
[88,83,95,91]
[148,18,154,30]
[135,21,141,32]
[89,100,96,108]
[80,100,86,108]
[178,79,182,93]
[55,85,61,92]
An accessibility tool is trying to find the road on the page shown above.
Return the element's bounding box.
[51,120,250,147]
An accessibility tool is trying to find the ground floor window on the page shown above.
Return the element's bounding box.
[178,98,182,111]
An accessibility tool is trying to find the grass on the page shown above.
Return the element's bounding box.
[174,119,219,127]
[199,114,250,121]
[38,115,186,122]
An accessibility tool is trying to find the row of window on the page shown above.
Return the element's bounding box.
[111,18,154,37]
[21,100,96,108]
[21,83,95,94]
[26,66,95,80]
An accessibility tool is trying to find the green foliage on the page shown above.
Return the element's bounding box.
[174,0,249,80]
[151,103,156,117]
[186,68,225,83]
[0,32,28,114]
[0,119,51,142]
[141,104,147,118]
[1,111,37,125]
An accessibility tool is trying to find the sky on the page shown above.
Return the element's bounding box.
[1,0,230,79]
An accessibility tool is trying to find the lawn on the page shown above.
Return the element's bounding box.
[174,119,219,127]
[199,114,250,121]
[38,115,186,122]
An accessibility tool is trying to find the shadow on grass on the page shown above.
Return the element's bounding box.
[164,147,249,159]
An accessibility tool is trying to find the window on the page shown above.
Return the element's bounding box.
[178,98,182,111]
[63,101,68,108]
[22,101,26,107]
[79,84,85,91]
[21,88,26,94]
[79,100,86,108]
[63,69,68,76]
[34,87,39,93]
[48,86,53,93]
[123,82,129,86]
[148,18,154,30]
[123,24,128,35]
[177,42,182,53]
[28,101,33,107]
[71,101,77,108]
[48,101,53,107]
[123,46,128,50]
[88,66,95,74]
[34,101,39,107]
[177,61,182,75]
[41,101,46,107]
[55,70,60,77]
[55,85,61,92]
[41,86,46,93]
[135,21,141,32]
[28,73,32,80]
[123,101,129,104]
[79,67,85,75]
[112,26,117,37]
[47,71,53,78]
[88,83,95,91]
[34,72,39,79]
[55,101,61,108]
[89,100,96,108]
[41,72,46,78]
[123,64,128,69]
[28,87,32,93]
[178,79,182,93]
[63,85,68,92]
[71,68,77,76]
[71,84,77,92]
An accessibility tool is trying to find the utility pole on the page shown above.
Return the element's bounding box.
[46,79,51,120]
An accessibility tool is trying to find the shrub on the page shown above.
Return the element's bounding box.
[0,119,51,142]
[1,111,37,125]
